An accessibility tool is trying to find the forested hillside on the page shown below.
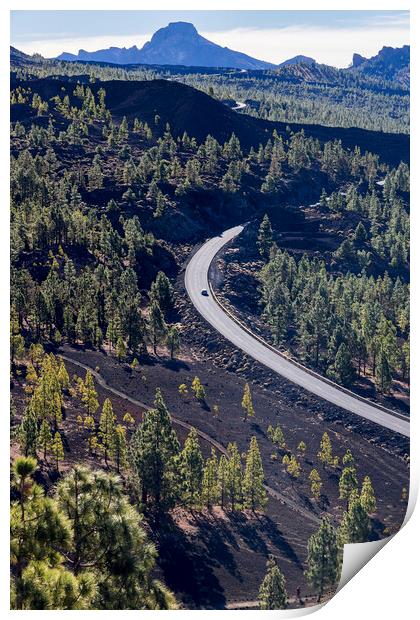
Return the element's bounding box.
[11,46,410,134]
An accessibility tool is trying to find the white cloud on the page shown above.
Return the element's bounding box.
[13,34,152,59]
[13,24,409,66]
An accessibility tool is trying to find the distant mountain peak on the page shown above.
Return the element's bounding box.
[153,21,198,38]
[349,45,409,87]
[54,20,275,69]
[351,53,367,68]
[279,55,316,67]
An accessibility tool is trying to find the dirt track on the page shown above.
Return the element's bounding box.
[60,352,321,525]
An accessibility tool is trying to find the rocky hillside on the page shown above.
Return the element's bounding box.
[347,45,410,87]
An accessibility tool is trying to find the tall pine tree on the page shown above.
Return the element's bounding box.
[243,437,267,511]
[258,555,287,610]
[99,398,116,465]
[180,427,204,508]
[131,389,180,511]
[305,517,340,602]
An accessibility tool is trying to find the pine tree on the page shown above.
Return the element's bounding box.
[10,311,25,368]
[241,382,255,421]
[342,449,355,468]
[30,357,63,430]
[257,214,273,260]
[297,441,306,457]
[217,455,229,509]
[80,371,99,419]
[191,376,206,401]
[305,517,340,602]
[37,419,52,460]
[258,555,287,610]
[57,360,70,391]
[116,336,127,360]
[375,349,392,393]
[339,466,358,509]
[287,455,301,478]
[243,437,267,511]
[99,399,116,465]
[150,271,173,314]
[123,412,135,426]
[51,432,64,470]
[19,405,38,457]
[113,424,128,473]
[227,442,243,510]
[149,300,167,355]
[339,493,370,544]
[317,432,333,468]
[118,116,128,141]
[10,457,87,610]
[180,427,204,507]
[360,476,377,514]
[353,221,368,245]
[309,469,322,501]
[13,561,97,610]
[25,363,38,393]
[178,383,188,396]
[166,325,180,359]
[55,466,177,609]
[201,448,219,509]
[272,425,286,450]
[334,343,355,386]
[84,415,96,455]
[131,388,180,511]
[87,434,99,457]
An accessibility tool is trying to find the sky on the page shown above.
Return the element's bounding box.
[10,10,410,68]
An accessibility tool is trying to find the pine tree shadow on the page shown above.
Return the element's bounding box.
[154,512,228,609]
[162,358,190,372]
[370,517,385,541]
[319,493,330,510]
[256,514,304,570]
[250,422,265,436]
[190,510,242,576]
[227,511,269,554]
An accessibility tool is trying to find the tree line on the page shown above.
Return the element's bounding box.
[11,56,409,133]
[258,212,409,392]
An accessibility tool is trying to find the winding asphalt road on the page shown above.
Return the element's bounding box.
[185,225,410,438]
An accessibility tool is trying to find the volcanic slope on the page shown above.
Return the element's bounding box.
[11,76,409,166]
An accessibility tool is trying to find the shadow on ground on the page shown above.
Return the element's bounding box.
[154,508,306,609]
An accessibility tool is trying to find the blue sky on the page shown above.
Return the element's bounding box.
[10,10,410,67]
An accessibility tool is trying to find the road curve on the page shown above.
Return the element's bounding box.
[185,226,410,438]
[232,101,247,111]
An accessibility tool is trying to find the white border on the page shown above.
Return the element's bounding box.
[1,2,417,619]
